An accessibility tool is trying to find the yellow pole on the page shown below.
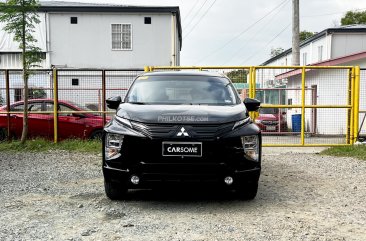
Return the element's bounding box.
[53,68,58,143]
[350,67,355,144]
[346,69,353,144]
[354,66,361,142]
[252,67,256,99]
[248,67,253,98]
[301,67,306,146]
[144,66,149,72]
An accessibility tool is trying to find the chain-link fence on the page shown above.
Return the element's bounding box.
[0,66,361,145]
[359,68,366,140]
[149,66,360,146]
[0,69,142,141]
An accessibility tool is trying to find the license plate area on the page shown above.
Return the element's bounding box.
[266,126,276,131]
[162,142,202,157]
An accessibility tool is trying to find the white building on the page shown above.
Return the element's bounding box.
[0,1,182,107]
[260,25,366,136]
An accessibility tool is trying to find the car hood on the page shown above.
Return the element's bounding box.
[257,114,279,121]
[116,103,248,124]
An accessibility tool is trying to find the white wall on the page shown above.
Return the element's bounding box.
[331,33,366,59]
[48,12,176,68]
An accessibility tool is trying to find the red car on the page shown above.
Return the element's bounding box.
[0,99,106,141]
[255,108,288,133]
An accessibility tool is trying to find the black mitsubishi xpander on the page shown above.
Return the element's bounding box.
[103,71,261,199]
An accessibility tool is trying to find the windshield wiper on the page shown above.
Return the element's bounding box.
[128,102,146,105]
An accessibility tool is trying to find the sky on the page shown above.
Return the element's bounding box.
[46,0,366,65]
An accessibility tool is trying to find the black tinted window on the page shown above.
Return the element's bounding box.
[126,75,240,105]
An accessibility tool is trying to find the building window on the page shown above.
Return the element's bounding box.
[111,24,132,50]
[144,17,151,24]
[71,17,78,24]
[72,79,79,86]
[318,45,323,62]
[302,52,307,65]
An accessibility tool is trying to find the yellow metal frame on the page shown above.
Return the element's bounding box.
[1,66,360,146]
[53,68,58,143]
[146,65,361,147]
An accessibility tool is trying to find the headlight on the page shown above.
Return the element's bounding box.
[115,116,132,128]
[233,117,250,130]
[254,119,261,124]
[241,135,260,161]
[105,133,124,160]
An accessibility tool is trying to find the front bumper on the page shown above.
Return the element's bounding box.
[103,135,261,188]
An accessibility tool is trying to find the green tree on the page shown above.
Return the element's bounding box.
[0,92,4,106]
[300,30,315,42]
[0,0,44,144]
[341,10,366,25]
[226,69,248,83]
[270,47,284,58]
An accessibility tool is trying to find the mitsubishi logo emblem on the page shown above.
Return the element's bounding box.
[177,127,189,137]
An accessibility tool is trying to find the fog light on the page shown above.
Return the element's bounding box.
[130,175,140,185]
[224,176,234,185]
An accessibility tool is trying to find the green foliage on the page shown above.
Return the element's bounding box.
[0,138,102,154]
[0,0,44,70]
[300,30,315,42]
[30,88,46,98]
[270,47,284,58]
[321,145,366,160]
[341,10,366,25]
[226,69,248,83]
[0,92,4,105]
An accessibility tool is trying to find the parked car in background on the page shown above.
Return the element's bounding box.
[255,108,288,132]
[0,99,106,141]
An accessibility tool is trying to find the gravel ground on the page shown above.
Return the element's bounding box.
[0,149,365,241]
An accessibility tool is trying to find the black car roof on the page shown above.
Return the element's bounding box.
[142,71,225,77]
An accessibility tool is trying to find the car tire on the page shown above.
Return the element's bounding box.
[0,128,7,142]
[104,180,127,200]
[90,130,103,141]
[236,181,258,200]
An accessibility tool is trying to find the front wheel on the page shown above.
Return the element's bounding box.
[236,181,258,200]
[0,128,7,142]
[104,180,127,200]
[90,129,103,141]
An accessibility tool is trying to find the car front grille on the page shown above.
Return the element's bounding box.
[261,120,278,126]
[130,121,234,139]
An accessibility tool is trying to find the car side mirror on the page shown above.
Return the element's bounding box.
[244,98,261,112]
[106,96,122,110]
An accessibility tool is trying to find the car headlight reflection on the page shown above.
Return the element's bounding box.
[233,117,250,130]
[105,133,124,160]
[241,135,259,161]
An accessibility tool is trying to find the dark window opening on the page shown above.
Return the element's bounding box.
[72,79,79,86]
[144,17,151,24]
[71,17,78,24]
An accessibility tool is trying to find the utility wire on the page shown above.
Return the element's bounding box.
[240,23,291,65]
[222,0,290,65]
[182,1,202,25]
[194,0,289,65]
[184,0,219,39]
[302,8,366,18]
[183,0,210,29]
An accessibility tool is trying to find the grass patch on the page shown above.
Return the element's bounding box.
[321,145,366,160]
[0,138,102,154]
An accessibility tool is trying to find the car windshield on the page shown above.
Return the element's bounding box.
[67,101,94,111]
[125,75,240,105]
[259,108,279,114]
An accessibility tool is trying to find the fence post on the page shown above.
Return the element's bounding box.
[346,68,352,144]
[102,70,106,125]
[301,67,306,146]
[354,66,361,142]
[5,70,10,142]
[53,68,58,143]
